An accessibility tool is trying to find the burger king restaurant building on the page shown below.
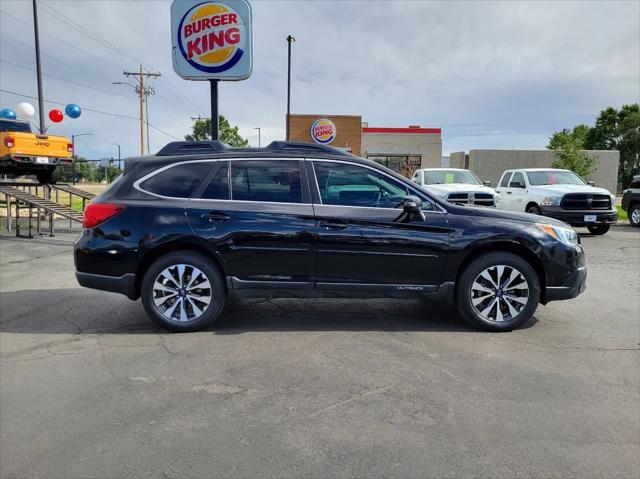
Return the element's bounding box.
[288,114,443,176]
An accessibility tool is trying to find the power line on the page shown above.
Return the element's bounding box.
[1,58,135,100]
[0,88,181,140]
[0,10,127,71]
[1,8,201,116]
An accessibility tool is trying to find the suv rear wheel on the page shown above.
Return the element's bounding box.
[141,251,225,332]
[456,252,540,332]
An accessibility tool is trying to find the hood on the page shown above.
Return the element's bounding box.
[529,184,613,196]
[424,183,496,196]
[449,203,570,228]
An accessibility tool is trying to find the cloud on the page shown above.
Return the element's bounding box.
[1,0,638,159]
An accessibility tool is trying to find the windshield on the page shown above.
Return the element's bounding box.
[526,170,586,186]
[0,119,31,133]
[423,170,481,185]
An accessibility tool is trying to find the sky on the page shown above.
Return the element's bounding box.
[0,0,638,161]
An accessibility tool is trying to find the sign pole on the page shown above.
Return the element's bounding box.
[210,79,219,141]
[32,0,45,134]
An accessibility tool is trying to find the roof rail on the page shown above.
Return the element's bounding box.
[156,140,353,157]
[156,141,228,156]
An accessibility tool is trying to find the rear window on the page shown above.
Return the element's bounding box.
[139,162,213,198]
[0,119,31,133]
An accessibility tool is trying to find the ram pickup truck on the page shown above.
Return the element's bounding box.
[0,118,73,184]
[411,168,500,207]
[496,168,617,235]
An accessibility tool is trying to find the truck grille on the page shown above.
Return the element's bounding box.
[561,193,611,210]
[447,192,495,206]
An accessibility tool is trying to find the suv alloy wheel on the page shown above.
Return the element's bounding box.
[456,252,540,332]
[141,251,225,332]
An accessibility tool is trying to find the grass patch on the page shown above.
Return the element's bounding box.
[616,205,628,221]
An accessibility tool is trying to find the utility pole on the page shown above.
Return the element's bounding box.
[113,142,121,170]
[32,0,45,133]
[121,66,160,155]
[286,35,295,141]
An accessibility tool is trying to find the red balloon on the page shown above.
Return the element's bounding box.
[48,109,63,123]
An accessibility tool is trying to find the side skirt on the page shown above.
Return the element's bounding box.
[226,277,455,304]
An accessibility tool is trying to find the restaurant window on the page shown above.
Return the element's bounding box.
[366,155,421,178]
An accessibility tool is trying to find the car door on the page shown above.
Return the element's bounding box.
[495,171,513,208]
[505,171,528,211]
[309,159,450,288]
[185,159,316,287]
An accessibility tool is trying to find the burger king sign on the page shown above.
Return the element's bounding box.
[311,118,337,145]
[171,0,252,80]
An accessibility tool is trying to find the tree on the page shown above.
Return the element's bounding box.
[185,115,249,147]
[547,125,591,150]
[584,104,640,188]
[550,133,598,179]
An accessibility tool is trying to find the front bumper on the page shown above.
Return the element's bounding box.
[540,206,617,227]
[545,266,587,301]
[75,271,138,300]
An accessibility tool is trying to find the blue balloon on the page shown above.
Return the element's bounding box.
[0,108,17,120]
[65,103,81,119]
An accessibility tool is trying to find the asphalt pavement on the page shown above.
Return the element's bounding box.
[0,226,638,479]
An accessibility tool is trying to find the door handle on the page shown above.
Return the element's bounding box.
[506,192,512,194]
[200,212,230,222]
[320,219,348,229]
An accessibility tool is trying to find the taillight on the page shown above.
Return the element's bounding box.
[83,203,125,229]
[67,143,74,153]
[4,137,15,148]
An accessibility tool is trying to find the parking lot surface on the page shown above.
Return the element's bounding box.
[1,227,639,479]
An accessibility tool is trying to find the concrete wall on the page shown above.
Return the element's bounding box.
[362,132,442,168]
[450,152,466,169]
[464,149,619,193]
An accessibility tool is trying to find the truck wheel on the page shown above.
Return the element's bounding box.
[36,168,60,184]
[141,251,226,332]
[526,204,542,215]
[587,224,610,235]
[456,252,540,332]
[629,205,640,227]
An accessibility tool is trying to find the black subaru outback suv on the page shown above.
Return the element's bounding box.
[75,141,586,332]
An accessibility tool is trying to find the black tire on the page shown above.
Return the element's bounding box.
[36,168,60,184]
[628,205,640,227]
[456,252,540,332]
[141,251,226,332]
[526,204,542,215]
[586,224,610,235]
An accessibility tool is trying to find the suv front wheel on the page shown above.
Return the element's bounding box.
[141,251,226,332]
[456,252,540,332]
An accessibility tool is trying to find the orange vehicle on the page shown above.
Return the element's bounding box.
[0,118,73,184]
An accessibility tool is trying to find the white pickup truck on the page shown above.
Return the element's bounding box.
[411,168,500,207]
[495,168,617,235]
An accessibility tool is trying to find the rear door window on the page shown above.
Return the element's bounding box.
[230,160,302,203]
[200,162,229,200]
[139,162,213,198]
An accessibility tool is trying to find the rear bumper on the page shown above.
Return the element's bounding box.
[75,271,138,300]
[540,206,617,227]
[545,267,587,302]
[0,156,63,170]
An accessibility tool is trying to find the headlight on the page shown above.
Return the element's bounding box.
[541,196,562,206]
[493,194,501,206]
[536,223,579,246]
[610,194,616,206]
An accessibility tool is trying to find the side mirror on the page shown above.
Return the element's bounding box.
[587,180,595,186]
[396,195,426,223]
[483,180,492,187]
[509,181,525,188]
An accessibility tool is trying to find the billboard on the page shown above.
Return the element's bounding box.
[171,0,253,80]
